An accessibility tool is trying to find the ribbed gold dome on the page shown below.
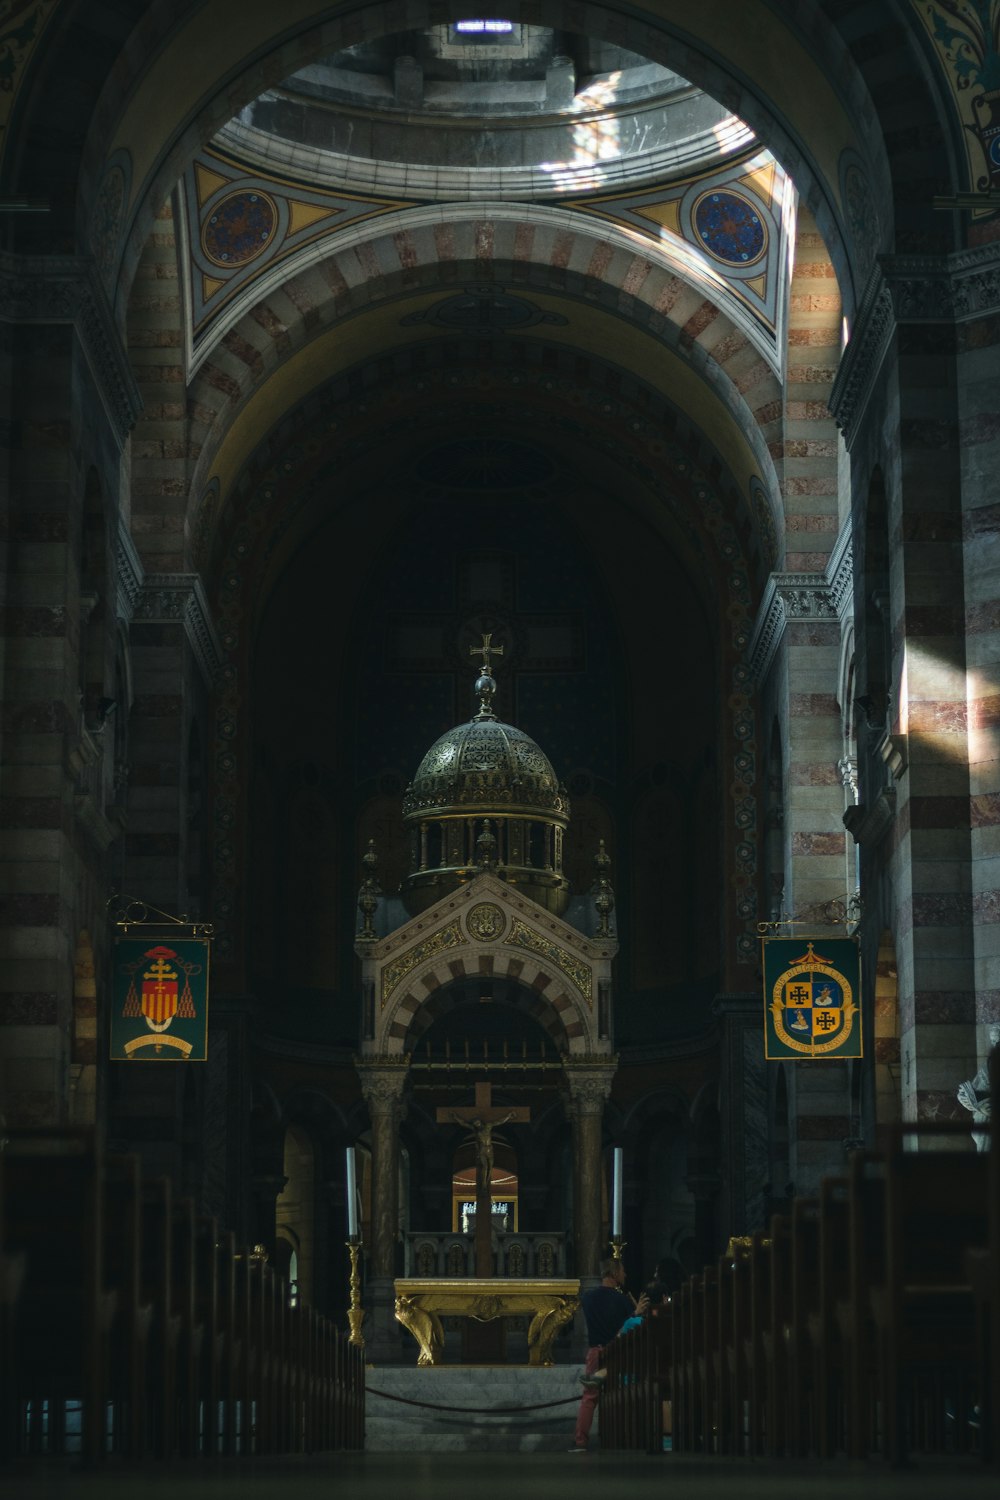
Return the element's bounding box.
[402,718,568,824]
[400,636,571,915]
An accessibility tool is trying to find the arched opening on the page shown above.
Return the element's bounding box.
[276,1123,317,1306]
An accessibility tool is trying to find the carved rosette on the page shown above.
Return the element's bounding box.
[466,901,506,942]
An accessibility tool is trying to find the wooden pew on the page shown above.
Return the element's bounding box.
[741,1231,772,1457]
[762,1212,791,1457]
[169,1194,205,1457]
[840,1151,885,1458]
[214,1229,245,1455]
[191,1212,222,1455]
[103,1153,153,1456]
[717,1244,750,1454]
[139,1176,182,1457]
[786,1195,821,1456]
[810,1175,850,1458]
[2,1129,114,1463]
[600,1300,672,1452]
[874,1131,987,1464]
[696,1263,719,1452]
[670,1277,692,1452]
[0,1143,27,1462]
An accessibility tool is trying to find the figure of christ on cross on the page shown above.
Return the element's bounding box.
[436,1081,530,1277]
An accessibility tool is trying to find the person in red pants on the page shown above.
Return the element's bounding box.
[570,1258,649,1452]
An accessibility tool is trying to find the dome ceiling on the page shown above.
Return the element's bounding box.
[223,22,753,197]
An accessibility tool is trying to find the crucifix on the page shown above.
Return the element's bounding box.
[437,1081,530,1276]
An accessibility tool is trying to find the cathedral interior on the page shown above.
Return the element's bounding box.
[1,0,999,1381]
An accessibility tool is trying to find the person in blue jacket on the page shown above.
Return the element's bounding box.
[570,1258,648,1451]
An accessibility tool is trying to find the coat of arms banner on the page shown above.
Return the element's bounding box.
[110,935,211,1061]
[762,936,861,1060]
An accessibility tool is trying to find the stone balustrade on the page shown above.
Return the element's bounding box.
[403,1231,567,1280]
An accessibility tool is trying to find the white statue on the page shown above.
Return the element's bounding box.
[957,1023,1000,1152]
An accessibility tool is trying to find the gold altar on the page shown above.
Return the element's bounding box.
[394,1278,580,1366]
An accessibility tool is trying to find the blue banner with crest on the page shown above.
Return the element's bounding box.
[762,936,861,1059]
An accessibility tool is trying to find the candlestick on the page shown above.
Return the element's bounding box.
[346,1145,358,1238]
[611,1145,623,1237]
[609,1234,626,1262]
[346,1237,365,1348]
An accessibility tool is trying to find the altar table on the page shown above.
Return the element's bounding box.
[393,1277,580,1366]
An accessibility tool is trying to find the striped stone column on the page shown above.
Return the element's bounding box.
[749,211,853,1193]
[0,257,138,1125]
[881,257,981,1124]
[957,259,1000,1058]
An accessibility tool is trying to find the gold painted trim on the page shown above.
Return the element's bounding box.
[380,918,465,1007]
[509,919,592,1004]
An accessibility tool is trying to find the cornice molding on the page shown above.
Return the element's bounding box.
[831,246,1000,448]
[828,262,894,450]
[115,518,144,622]
[133,572,223,688]
[747,521,854,688]
[0,252,142,449]
[883,242,1000,324]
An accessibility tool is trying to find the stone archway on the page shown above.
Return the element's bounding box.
[362,871,614,1059]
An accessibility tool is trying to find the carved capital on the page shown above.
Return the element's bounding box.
[832,247,1000,449]
[133,572,223,687]
[564,1061,616,1115]
[0,251,142,449]
[884,244,1000,325]
[357,1057,410,1117]
[747,526,853,688]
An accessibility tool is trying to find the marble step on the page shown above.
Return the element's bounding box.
[364,1365,583,1452]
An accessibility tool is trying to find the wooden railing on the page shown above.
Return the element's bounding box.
[600,1109,999,1465]
[0,1129,364,1463]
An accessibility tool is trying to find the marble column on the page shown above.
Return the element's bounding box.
[357,1058,409,1360]
[564,1063,616,1284]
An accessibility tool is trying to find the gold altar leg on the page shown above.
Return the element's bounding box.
[527,1298,579,1366]
[395,1293,445,1365]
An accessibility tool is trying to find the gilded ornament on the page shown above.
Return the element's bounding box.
[393,1278,579,1366]
[509,919,592,1004]
[381,919,465,1006]
[466,902,506,942]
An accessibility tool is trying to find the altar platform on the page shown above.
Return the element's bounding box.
[364,1364,581,1451]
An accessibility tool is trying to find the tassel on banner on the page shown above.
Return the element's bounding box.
[178,965,196,1018]
[123,976,140,1016]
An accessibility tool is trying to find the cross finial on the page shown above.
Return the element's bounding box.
[471,632,504,672]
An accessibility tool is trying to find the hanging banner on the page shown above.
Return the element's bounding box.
[763,936,861,1059]
[110,936,210,1061]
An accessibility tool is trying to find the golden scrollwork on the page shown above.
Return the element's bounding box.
[508,919,592,1004]
[381,920,465,1007]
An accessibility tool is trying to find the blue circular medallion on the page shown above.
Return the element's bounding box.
[693,190,766,266]
[202,190,277,268]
